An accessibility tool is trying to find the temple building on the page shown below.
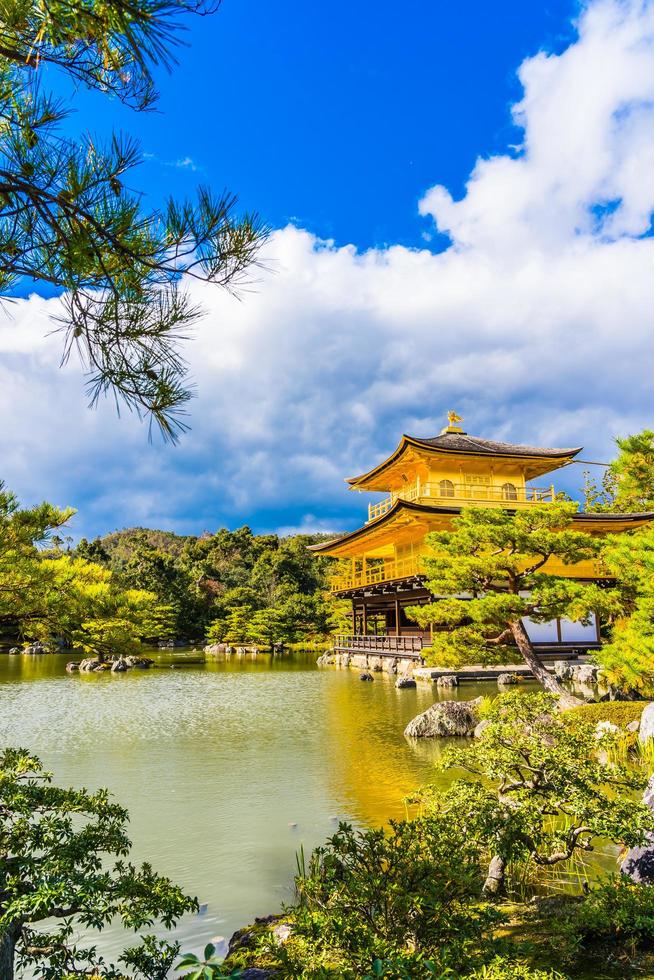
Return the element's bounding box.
[311,414,654,662]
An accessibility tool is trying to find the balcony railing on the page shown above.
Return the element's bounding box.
[331,555,423,593]
[330,554,611,594]
[367,482,555,522]
[333,634,426,658]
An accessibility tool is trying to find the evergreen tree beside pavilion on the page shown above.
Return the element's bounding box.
[311,414,654,661]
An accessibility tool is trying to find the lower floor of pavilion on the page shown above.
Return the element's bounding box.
[334,578,602,661]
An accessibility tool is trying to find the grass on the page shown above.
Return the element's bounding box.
[564,701,649,728]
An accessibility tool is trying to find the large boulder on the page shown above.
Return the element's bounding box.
[554,661,575,681]
[404,696,483,738]
[639,703,654,745]
[622,775,654,883]
[395,676,417,689]
[436,674,459,688]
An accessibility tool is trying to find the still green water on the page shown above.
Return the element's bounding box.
[0,650,491,964]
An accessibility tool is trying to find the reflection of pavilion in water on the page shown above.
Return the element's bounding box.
[312,414,654,663]
[320,672,484,825]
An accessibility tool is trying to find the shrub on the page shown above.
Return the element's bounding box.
[235,818,504,978]
[564,700,648,728]
[414,691,654,898]
[465,957,568,979]
[570,876,654,945]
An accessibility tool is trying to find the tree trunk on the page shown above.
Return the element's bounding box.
[0,924,17,980]
[509,619,582,708]
[483,855,506,896]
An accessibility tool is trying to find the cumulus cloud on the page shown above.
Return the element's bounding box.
[2,0,654,538]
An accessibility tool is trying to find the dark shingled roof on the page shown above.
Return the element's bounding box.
[410,431,582,459]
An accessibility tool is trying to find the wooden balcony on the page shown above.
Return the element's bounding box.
[331,555,423,593]
[330,554,611,594]
[333,634,426,659]
[367,482,555,523]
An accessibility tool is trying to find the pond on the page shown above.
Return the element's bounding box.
[0,651,619,969]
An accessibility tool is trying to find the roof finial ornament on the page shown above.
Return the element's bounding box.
[442,410,464,434]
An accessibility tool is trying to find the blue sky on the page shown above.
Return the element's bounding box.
[2,0,654,540]
[65,0,577,252]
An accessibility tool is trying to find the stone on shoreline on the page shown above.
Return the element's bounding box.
[639,703,654,744]
[622,774,654,883]
[497,672,518,686]
[436,674,459,688]
[404,696,483,738]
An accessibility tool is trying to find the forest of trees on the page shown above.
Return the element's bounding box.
[74,525,339,647]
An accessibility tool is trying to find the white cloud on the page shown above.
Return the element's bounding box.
[2,0,654,538]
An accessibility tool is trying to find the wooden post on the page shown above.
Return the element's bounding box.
[395,597,400,637]
[362,601,368,636]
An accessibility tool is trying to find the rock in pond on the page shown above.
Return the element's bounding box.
[573,664,600,684]
[360,672,373,682]
[404,696,483,738]
[395,676,416,689]
[65,661,80,672]
[8,647,21,655]
[111,658,129,672]
[622,774,654,883]
[497,672,518,686]
[436,674,459,688]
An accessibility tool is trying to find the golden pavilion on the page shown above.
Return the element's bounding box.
[311,413,654,661]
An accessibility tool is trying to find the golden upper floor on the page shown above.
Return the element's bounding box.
[347,414,581,505]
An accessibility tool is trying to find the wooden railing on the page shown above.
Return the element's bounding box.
[330,554,612,593]
[333,634,426,658]
[331,555,423,593]
[367,482,556,522]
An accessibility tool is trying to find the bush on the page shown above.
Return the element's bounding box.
[570,876,654,945]
[564,701,648,727]
[465,957,568,979]
[228,818,504,978]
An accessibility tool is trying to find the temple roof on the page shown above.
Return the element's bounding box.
[407,432,582,459]
[309,499,654,556]
[347,430,582,489]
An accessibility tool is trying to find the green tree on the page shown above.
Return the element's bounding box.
[406,503,619,706]
[610,430,654,512]
[415,692,654,898]
[0,479,75,636]
[221,605,254,645]
[583,430,654,513]
[0,0,264,438]
[595,524,654,695]
[0,747,196,979]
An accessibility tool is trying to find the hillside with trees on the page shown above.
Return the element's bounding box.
[75,525,339,647]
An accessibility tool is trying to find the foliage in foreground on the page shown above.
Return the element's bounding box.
[415,691,654,896]
[226,817,503,978]
[0,747,196,979]
[0,0,264,438]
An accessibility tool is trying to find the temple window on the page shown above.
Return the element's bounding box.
[439,479,455,497]
[502,482,518,501]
